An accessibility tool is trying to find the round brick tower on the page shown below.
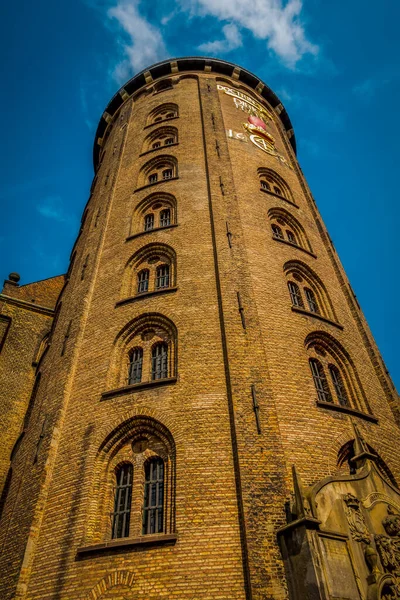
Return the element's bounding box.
[0,57,399,600]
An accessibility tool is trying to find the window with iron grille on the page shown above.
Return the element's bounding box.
[288,281,304,307]
[272,224,284,239]
[151,342,168,380]
[154,116,163,123]
[128,348,143,384]
[142,458,164,535]
[152,141,161,149]
[144,213,154,231]
[112,464,133,539]
[274,186,282,196]
[309,358,332,402]
[155,265,170,289]
[162,169,173,180]
[286,230,296,244]
[305,288,319,314]
[329,365,349,406]
[137,269,149,293]
[166,112,176,119]
[261,180,270,190]
[149,173,158,184]
[164,138,174,145]
[160,209,171,227]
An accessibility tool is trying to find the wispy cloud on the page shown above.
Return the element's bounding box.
[198,22,242,53]
[107,0,168,82]
[183,0,318,68]
[36,196,75,225]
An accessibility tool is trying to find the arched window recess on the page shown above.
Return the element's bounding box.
[268,207,315,257]
[146,103,178,127]
[141,126,178,155]
[127,192,178,241]
[137,155,178,191]
[305,331,374,420]
[258,168,298,207]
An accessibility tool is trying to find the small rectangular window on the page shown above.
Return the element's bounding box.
[144,214,154,231]
[160,209,171,227]
[112,464,133,539]
[162,169,173,180]
[149,173,158,184]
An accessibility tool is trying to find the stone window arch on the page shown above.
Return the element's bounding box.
[153,79,173,94]
[268,207,314,254]
[121,243,176,300]
[32,331,50,368]
[143,126,178,153]
[131,192,177,236]
[147,103,178,126]
[258,167,294,203]
[138,155,178,188]
[108,313,177,390]
[283,260,338,322]
[305,331,371,414]
[87,416,176,544]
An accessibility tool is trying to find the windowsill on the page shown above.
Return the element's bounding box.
[260,188,299,208]
[272,236,317,258]
[126,223,178,241]
[291,306,343,330]
[101,377,177,400]
[144,116,179,129]
[316,400,378,423]
[140,142,179,157]
[76,533,177,556]
[134,177,179,193]
[116,287,178,307]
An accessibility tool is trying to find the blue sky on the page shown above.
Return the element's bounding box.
[1,0,399,388]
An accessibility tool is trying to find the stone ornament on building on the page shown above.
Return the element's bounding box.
[375,506,400,598]
[343,493,371,544]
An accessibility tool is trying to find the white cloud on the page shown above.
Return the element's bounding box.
[108,0,168,82]
[198,22,242,53]
[36,196,73,224]
[183,0,318,67]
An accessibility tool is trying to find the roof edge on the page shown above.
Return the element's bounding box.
[93,57,296,169]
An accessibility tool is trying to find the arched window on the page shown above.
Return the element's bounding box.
[128,348,143,384]
[160,208,170,227]
[88,416,176,545]
[131,192,177,237]
[137,269,149,294]
[306,331,371,414]
[284,261,338,323]
[144,213,154,231]
[147,103,178,126]
[112,464,133,539]
[155,265,169,289]
[143,127,178,153]
[258,168,294,203]
[337,440,398,486]
[272,224,284,239]
[268,208,313,254]
[288,281,303,308]
[143,457,164,535]
[309,358,332,403]
[121,243,176,300]
[304,288,319,314]
[153,79,173,93]
[139,155,178,188]
[152,342,168,380]
[329,365,349,406]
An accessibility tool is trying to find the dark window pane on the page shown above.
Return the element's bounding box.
[149,173,158,184]
[155,265,170,289]
[152,141,161,149]
[261,180,270,190]
[309,358,332,402]
[112,464,133,539]
[142,457,164,535]
[288,281,303,307]
[286,230,296,244]
[137,269,149,294]
[162,169,173,180]
[305,288,319,314]
[272,224,284,239]
[151,343,168,380]
[144,214,154,231]
[329,365,349,406]
[160,209,171,227]
[128,347,143,384]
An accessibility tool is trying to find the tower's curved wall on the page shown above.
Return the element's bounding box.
[0,58,399,600]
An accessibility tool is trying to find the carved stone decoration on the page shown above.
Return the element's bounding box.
[343,493,371,544]
[374,506,400,599]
